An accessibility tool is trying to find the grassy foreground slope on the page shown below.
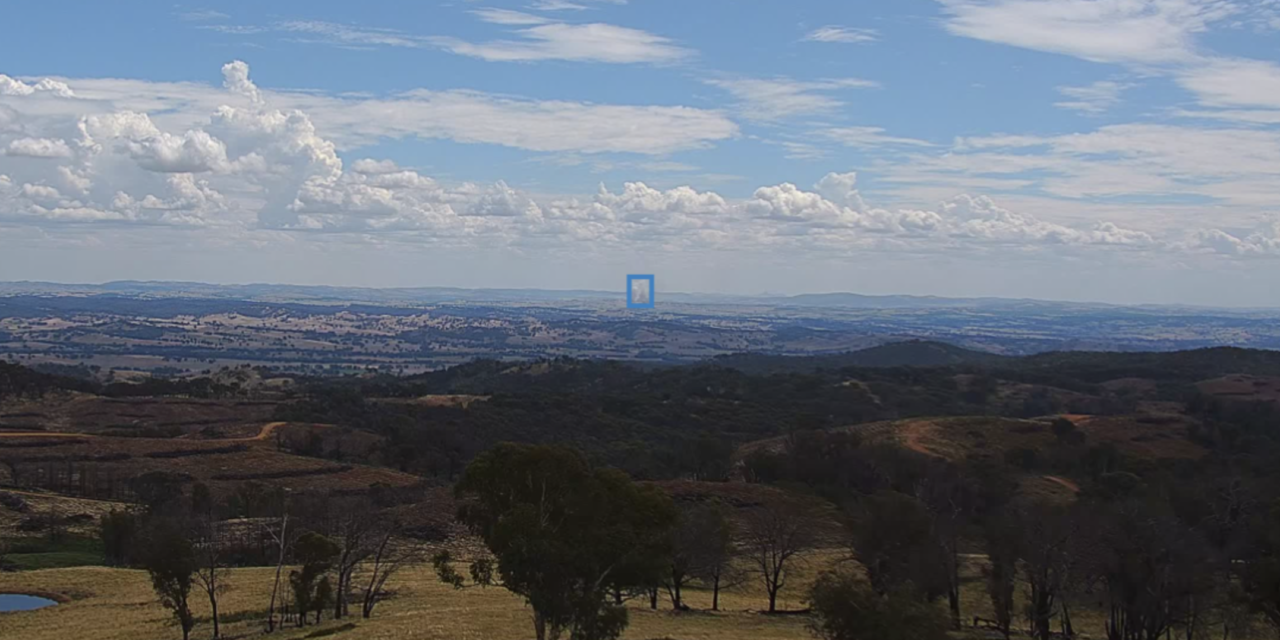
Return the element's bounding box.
[0,561,828,640]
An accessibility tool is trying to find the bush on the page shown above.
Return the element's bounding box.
[0,491,30,513]
[807,571,949,640]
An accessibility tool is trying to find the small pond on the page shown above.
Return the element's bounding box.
[0,594,58,612]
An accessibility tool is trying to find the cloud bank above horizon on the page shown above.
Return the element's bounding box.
[1,0,1278,306]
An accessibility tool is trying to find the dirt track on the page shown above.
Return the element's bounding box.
[1042,475,1081,493]
[899,419,941,457]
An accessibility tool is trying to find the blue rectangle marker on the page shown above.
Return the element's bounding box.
[627,275,655,309]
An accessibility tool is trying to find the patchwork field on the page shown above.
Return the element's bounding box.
[0,423,418,499]
[1198,374,1280,404]
[0,393,279,437]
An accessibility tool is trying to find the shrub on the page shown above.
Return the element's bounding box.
[807,570,949,640]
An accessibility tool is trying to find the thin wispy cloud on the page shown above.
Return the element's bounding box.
[203,15,689,64]
[471,9,552,26]
[530,0,590,10]
[1055,80,1131,114]
[432,22,690,63]
[707,77,881,121]
[177,9,229,22]
[803,26,879,44]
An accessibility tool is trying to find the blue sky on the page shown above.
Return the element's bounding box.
[1,0,1279,305]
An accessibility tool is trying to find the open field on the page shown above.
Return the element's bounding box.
[737,413,1207,466]
[5,551,1275,640]
[0,423,419,498]
[0,393,279,436]
[1198,374,1280,404]
[0,557,833,640]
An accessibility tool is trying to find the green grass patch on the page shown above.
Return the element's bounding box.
[3,535,104,570]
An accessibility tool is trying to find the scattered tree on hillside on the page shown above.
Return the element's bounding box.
[143,520,199,640]
[982,516,1018,639]
[451,443,677,640]
[687,501,740,611]
[807,570,949,640]
[261,505,293,632]
[360,525,416,619]
[849,491,947,600]
[665,500,732,610]
[289,532,339,627]
[330,502,383,619]
[101,509,141,566]
[741,498,816,613]
[193,517,230,638]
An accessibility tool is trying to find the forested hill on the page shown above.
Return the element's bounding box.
[713,341,1280,379]
[711,340,1009,373]
[8,342,1280,481]
[0,360,95,400]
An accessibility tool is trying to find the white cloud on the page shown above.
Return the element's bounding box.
[221,60,263,105]
[1186,222,1280,255]
[530,0,590,10]
[82,112,230,173]
[351,158,402,174]
[919,123,1280,208]
[0,74,75,98]
[5,137,73,159]
[822,126,934,149]
[472,9,552,25]
[432,22,690,63]
[277,21,429,49]
[28,67,737,157]
[178,9,230,22]
[936,0,1235,65]
[936,0,1280,119]
[204,15,690,64]
[0,60,1268,267]
[1176,57,1280,109]
[1055,80,1131,114]
[803,26,880,44]
[706,77,880,121]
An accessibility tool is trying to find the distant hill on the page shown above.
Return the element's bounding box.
[712,340,1009,374]
[1010,347,1280,382]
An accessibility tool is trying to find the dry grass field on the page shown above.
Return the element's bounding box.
[5,550,1270,640]
[0,394,279,436]
[1198,375,1280,404]
[0,424,420,497]
[0,552,845,640]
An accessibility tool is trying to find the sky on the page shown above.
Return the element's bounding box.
[1,0,1279,306]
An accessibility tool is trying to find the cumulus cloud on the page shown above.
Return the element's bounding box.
[6,137,73,159]
[45,68,737,157]
[221,60,263,105]
[82,112,230,173]
[1186,222,1280,256]
[0,74,75,98]
[0,60,1255,262]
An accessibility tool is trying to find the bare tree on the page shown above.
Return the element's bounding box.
[686,501,740,611]
[665,501,731,610]
[331,503,381,619]
[741,500,815,613]
[915,466,974,631]
[193,518,229,639]
[360,528,415,618]
[262,511,291,632]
